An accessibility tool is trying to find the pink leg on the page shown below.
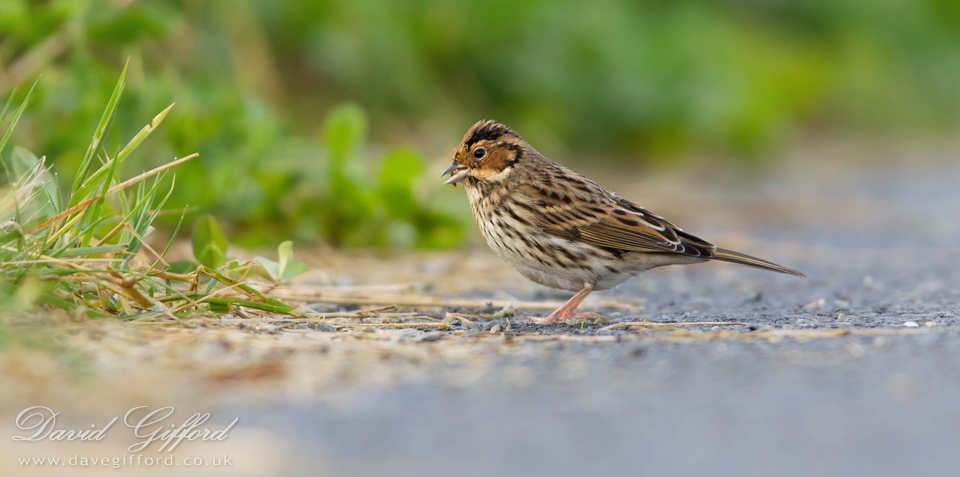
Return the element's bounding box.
[522,284,603,324]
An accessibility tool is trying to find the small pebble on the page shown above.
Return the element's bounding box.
[305,322,338,332]
[903,321,919,328]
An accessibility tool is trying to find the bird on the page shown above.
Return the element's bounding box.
[441,120,804,324]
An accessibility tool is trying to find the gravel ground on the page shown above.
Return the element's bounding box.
[5,156,959,477]
[248,157,960,477]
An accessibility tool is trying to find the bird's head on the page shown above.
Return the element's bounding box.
[442,120,526,186]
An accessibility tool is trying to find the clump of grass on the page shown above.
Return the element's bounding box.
[0,66,304,320]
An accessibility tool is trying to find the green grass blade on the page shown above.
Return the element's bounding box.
[203,297,299,315]
[199,266,304,316]
[72,102,175,207]
[0,78,39,181]
[79,149,122,247]
[0,86,15,125]
[115,103,175,164]
[35,293,107,318]
[146,204,185,274]
[70,60,128,198]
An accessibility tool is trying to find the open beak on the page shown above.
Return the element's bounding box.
[441,161,469,185]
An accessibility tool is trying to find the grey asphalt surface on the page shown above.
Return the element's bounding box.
[248,159,960,476]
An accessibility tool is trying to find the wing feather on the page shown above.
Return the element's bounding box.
[507,163,802,276]
[516,181,716,258]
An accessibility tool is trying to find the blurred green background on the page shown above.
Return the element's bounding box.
[2,0,959,249]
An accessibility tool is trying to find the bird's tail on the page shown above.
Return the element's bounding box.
[712,248,805,277]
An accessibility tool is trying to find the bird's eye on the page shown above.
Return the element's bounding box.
[473,147,487,159]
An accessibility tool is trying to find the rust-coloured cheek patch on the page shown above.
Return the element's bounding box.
[479,144,517,172]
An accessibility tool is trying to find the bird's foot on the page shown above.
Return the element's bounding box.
[521,311,605,324]
[520,284,603,324]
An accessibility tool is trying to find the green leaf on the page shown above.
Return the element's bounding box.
[277,240,294,279]
[255,255,281,282]
[10,145,40,179]
[281,261,307,285]
[255,240,307,284]
[192,214,228,268]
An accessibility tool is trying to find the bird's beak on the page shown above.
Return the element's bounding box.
[441,161,469,186]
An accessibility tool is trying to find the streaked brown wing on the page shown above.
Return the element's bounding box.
[519,182,715,258]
